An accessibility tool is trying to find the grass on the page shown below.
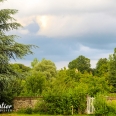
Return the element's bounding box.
[0,113,88,116]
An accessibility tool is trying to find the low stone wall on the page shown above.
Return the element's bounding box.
[13,97,43,111]
[106,96,116,101]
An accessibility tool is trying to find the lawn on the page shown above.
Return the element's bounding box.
[0,113,88,116]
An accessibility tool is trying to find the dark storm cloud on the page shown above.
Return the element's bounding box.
[76,33,116,50]
[15,34,80,61]
[15,31,115,63]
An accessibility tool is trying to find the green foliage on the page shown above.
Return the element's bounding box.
[94,94,109,116]
[10,63,31,73]
[17,108,26,114]
[24,107,33,114]
[106,99,116,115]
[0,0,36,71]
[20,71,46,96]
[0,75,23,104]
[94,94,116,116]
[43,94,72,115]
[17,107,33,114]
[0,0,37,104]
[95,58,109,77]
[70,83,87,114]
[33,58,57,80]
[68,55,91,73]
[108,48,116,92]
[33,100,47,114]
[41,69,88,115]
[31,58,39,68]
[43,89,87,115]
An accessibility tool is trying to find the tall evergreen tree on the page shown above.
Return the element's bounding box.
[0,3,35,72]
[0,0,36,104]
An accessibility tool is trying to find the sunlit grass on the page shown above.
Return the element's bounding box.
[0,113,88,116]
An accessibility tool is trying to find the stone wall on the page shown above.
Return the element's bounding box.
[106,96,116,101]
[13,97,43,111]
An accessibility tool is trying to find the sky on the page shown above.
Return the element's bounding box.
[1,0,116,69]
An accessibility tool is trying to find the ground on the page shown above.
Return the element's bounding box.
[0,113,88,116]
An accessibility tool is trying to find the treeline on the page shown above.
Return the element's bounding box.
[1,49,116,114]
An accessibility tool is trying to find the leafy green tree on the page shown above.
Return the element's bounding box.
[95,58,109,77]
[108,48,116,92]
[20,71,46,96]
[10,63,31,73]
[68,55,91,73]
[80,73,110,96]
[31,58,39,68]
[33,58,57,79]
[0,0,36,104]
[43,68,87,114]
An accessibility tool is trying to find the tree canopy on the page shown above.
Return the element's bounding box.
[108,48,116,92]
[68,55,91,73]
[95,58,108,77]
[33,58,57,79]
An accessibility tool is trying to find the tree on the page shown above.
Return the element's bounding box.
[0,0,36,104]
[43,68,87,115]
[10,63,31,73]
[108,48,116,92]
[20,71,46,96]
[0,0,36,72]
[95,58,109,77]
[68,55,91,73]
[31,58,39,68]
[33,58,57,79]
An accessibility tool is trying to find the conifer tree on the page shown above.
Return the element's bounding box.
[0,0,36,104]
[0,0,35,73]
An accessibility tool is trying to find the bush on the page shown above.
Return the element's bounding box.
[107,100,116,115]
[17,107,33,114]
[42,95,72,115]
[24,107,33,114]
[17,108,26,114]
[33,101,47,114]
[94,94,109,116]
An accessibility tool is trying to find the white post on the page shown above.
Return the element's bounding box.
[71,105,73,115]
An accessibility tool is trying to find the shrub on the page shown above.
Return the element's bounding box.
[17,107,33,114]
[17,108,26,114]
[107,100,116,115]
[94,94,109,116]
[24,107,33,114]
[33,101,47,114]
[43,95,72,115]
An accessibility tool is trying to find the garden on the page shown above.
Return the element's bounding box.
[1,0,116,116]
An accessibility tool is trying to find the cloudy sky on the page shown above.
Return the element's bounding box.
[1,0,116,69]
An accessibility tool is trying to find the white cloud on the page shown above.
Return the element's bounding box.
[1,0,115,15]
[1,0,116,38]
[35,13,116,38]
[55,61,68,70]
[16,16,36,27]
[90,60,97,68]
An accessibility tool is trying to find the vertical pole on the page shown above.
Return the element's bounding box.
[71,105,73,115]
